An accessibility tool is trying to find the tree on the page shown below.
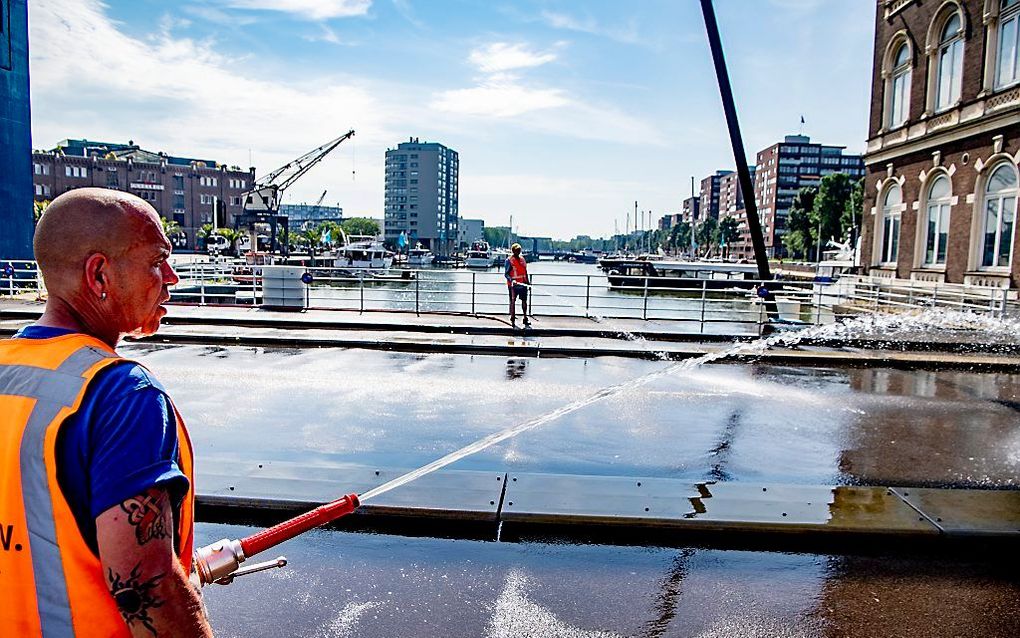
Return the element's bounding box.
[671,221,692,256]
[718,216,740,257]
[33,200,50,223]
[810,173,854,261]
[695,217,719,257]
[161,217,182,237]
[841,178,865,247]
[341,217,380,237]
[784,187,817,260]
[483,227,510,248]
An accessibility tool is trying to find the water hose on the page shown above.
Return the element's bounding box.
[194,493,360,586]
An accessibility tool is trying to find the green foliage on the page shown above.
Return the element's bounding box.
[785,187,817,259]
[669,221,692,255]
[695,217,718,256]
[484,227,511,248]
[810,173,854,259]
[160,217,182,237]
[33,200,50,223]
[718,216,739,246]
[341,217,380,237]
[841,178,865,245]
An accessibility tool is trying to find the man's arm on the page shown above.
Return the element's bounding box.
[96,487,213,638]
[504,259,513,281]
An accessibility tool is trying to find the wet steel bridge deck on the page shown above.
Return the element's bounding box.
[3,300,1018,552]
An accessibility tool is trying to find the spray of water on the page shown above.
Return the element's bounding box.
[362,316,838,502]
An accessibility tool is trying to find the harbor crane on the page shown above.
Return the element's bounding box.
[239,129,355,254]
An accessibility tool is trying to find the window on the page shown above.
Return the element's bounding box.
[923,176,951,265]
[200,194,213,205]
[65,165,88,178]
[879,184,902,264]
[981,163,1019,268]
[936,13,964,110]
[199,176,217,187]
[889,42,911,127]
[33,163,49,175]
[173,175,184,190]
[997,0,1020,88]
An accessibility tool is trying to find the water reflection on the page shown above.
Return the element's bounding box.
[505,359,528,381]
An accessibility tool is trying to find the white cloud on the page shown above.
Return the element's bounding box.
[430,79,568,118]
[540,10,641,45]
[468,42,558,73]
[220,0,372,21]
[29,0,396,206]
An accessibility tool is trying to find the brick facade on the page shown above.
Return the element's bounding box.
[862,0,1020,288]
[32,141,255,251]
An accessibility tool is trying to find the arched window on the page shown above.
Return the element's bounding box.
[889,43,912,127]
[936,13,964,110]
[923,176,952,265]
[880,184,902,264]
[997,0,1020,88]
[981,163,1019,268]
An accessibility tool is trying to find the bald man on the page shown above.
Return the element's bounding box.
[0,188,213,636]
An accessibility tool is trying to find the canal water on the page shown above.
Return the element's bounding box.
[267,261,756,321]
[125,343,1020,488]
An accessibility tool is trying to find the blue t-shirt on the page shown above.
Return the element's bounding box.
[13,326,189,553]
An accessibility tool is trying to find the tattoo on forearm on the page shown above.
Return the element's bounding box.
[108,564,165,636]
[120,489,171,546]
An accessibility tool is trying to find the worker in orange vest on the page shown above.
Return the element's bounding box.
[0,189,213,636]
[504,242,531,328]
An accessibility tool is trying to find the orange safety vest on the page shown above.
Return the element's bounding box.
[0,333,195,637]
[507,255,528,286]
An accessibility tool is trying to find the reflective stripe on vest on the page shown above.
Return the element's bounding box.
[0,335,195,637]
[507,256,528,286]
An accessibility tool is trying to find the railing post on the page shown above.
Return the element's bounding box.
[471,271,476,316]
[359,271,365,314]
[931,284,938,309]
[642,275,649,320]
[200,263,206,306]
[699,279,707,333]
[415,272,420,316]
[585,275,591,318]
[757,286,765,336]
[1001,287,1009,318]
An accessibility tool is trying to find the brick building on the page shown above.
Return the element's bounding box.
[681,196,700,224]
[698,170,733,220]
[32,139,254,250]
[861,0,1020,289]
[753,135,865,258]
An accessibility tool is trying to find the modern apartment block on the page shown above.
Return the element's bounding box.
[681,196,700,224]
[861,0,1020,289]
[279,203,344,230]
[31,139,254,250]
[384,138,459,255]
[754,135,865,257]
[698,170,733,220]
[658,213,683,230]
[458,218,485,248]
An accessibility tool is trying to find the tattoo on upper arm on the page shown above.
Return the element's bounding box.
[120,489,172,546]
[108,563,165,636]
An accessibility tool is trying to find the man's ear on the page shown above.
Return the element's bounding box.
[83,252,110,300]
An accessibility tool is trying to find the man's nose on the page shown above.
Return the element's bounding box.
[162,261,180,286]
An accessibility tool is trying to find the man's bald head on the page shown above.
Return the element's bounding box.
[35,188,164,292]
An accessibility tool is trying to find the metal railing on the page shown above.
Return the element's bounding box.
[5,258,1019,334]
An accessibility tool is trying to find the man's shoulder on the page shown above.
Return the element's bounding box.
[91,359,168,398]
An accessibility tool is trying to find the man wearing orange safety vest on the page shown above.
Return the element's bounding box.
[504,243,531,328]
[0,189,214,636]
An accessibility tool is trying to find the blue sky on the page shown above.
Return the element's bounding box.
[28,0,875,239]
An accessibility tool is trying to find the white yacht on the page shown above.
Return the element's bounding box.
[491,247,511,267]
[335,235,394,270]
[465,240,494,269]
[406,243,434,267]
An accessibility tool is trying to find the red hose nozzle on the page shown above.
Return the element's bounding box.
[240,493,360,558]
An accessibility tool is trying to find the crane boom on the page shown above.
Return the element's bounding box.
[242,130,355,213]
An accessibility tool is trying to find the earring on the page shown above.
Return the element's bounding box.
[101,292,107,300]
